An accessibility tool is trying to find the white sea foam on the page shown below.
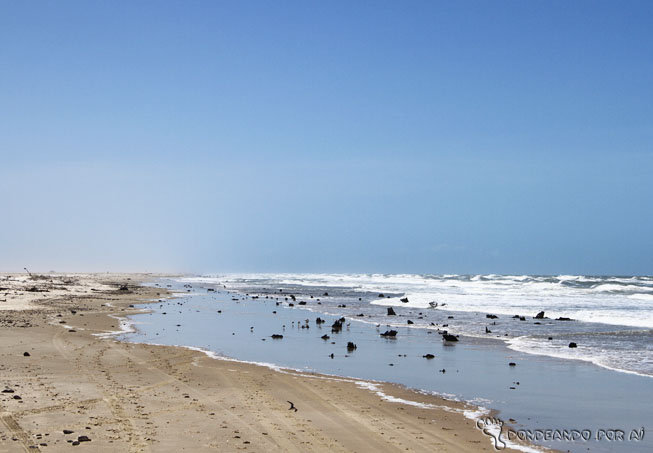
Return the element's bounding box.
[93,314,139,339]
[210,273,653,329]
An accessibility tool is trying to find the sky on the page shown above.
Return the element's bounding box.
[1,1,652,275]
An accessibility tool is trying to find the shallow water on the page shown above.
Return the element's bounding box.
[207,273,653,377]
[119,277,653,453]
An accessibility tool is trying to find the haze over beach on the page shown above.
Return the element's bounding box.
[1,1,652,452]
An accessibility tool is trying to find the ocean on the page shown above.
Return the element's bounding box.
[214,273,653,377]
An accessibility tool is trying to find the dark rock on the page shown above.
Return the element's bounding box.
[346,342,357,351]
[23,352,30,357]
[271,334,284,339]
[557,317,573,321]
[119,284,129,291]
[63,430,74,435]
[321,335,330,340]
[13,395,22,400]
[407,320,414,325]
[2,389,14,393]
[77,436,91,442]
[485,327,491,334]
[323,292,328,296]
[378,294,385,298]
[298,301,306,305]
[400,297,409,303]
[387,307,396,316]
[423,354,435,359]
[331,318,345,333]
[568,342,578,348]
[315,317,324,324]
[509,362,516,366]
[380,330,398,337]
[442,334,459,342]
[535,311,545,319]
[486,314,498,319]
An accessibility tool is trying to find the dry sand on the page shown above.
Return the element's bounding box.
[0,273,530,452]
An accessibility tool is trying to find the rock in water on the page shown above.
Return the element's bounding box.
[331,318,345,333]
[423,354,435,359]
[380,330,398,337]
[568,342,578,348]
[346,342,357,351]
[535,311,545,319]
[271,334,284,339]
[442,334,459,342]
[400,297,409,303]
[387,307,396,316]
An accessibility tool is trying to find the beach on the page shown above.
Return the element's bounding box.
[125,275,653,453]
[0,273,522,452]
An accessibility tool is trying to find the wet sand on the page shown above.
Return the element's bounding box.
[0,273,528,452]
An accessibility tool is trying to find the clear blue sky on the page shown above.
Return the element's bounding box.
[1,1,652,275]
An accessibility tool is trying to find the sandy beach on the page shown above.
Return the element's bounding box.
[0,273,527,452]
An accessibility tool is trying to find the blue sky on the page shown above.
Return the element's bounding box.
[1,1,652,274]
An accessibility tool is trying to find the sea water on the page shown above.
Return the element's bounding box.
[215,273,653,377]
